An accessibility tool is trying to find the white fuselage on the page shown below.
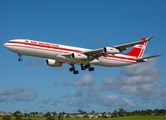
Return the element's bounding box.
[4,39,137,67]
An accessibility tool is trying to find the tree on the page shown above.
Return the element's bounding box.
[45,112,51,117]
[13,110,21,116]
[91,110,95,115]
[113,110,117,117]
[24,113,28,117]
[102,112,106,118]
[146,109,152,115]
[62,111,66,115]
[126,112,131,116]
[83,111,87,114]
[78,109,83,114]
[118,108,126,116]
[53,111,57,116]
[58,112,63,120]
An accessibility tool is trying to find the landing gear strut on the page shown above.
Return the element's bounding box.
[69,64,94,74]
[81,64,86,70]
[18,54,22,61]
[69,65,79,74]
[85,64,94,72]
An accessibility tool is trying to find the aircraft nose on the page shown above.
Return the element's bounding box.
[4,43,9,49]
[4,43,7,47]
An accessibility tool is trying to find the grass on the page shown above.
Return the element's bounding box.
[0,116,166,120]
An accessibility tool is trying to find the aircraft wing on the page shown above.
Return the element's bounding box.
[113,36,153,51]
[82,36,153,59]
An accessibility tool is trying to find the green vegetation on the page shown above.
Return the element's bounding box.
[47,116,55,120]
[0,116,166,120]
[2,116,11,120]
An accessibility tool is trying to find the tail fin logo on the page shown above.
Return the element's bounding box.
[124,38,148,58]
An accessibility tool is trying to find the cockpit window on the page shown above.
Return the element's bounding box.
[8,41,14,43]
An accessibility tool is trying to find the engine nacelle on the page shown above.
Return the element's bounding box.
[71,53,87,59]
[46,59,62,67]
[103,47,119,54]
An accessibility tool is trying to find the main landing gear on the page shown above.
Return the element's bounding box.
[18,54,22,61]
[70,64,94,74]
[81,64,94,71]
[69,65,79,74]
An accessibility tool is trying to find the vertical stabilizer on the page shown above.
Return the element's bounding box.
[124,38,148,58]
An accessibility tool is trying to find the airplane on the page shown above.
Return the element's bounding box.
[4,36,161,74]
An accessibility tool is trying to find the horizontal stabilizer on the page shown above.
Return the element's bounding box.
[136,55,161,62]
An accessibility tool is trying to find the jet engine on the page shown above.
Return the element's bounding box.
[103,47,119,54]
[71,53,87,59]
[46,59,62,67]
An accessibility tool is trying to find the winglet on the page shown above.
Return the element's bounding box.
[146,36,153,41]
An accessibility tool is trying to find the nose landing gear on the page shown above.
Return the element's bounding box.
[18,54,22,61]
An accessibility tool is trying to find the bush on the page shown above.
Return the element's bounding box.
[15,116,22,120]
[27,118,32,120]
[47,116,55,120]
[3,116,11,120]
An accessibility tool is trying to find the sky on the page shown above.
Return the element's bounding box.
[0,0,166,114]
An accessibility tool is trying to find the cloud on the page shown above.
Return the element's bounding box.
[101,59,161,96]
[97,95,137,108]
[67,97,94,108]
[55,99,63,103]
[159,85,166,106]
[11,89,37,101]
[0,85,37,102]
[67,95,137,109]
[63,74,95,97]
[51,103,56,106]
[24,59,43,66]
[51,98,63,106]
[63,58,162,109]
[63,94,71,98]
[38,106,43,108]
[93,36,107,41]
[0,95,8,102]
[41,98,51,104]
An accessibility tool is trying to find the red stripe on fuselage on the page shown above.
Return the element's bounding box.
[5,43,136,63]
[13,41,83,53]
[4,44,69,53]
[106,55,135,61]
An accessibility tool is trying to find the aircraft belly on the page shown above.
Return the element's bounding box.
[6,46,59,59]
[7,45,88,64]
[6,45,136,67]
[97,57,136,67]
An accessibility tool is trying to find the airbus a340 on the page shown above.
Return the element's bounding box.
[4,36,160,74]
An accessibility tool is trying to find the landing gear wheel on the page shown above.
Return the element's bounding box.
[73,70,79,74]
[85,64,90,68]
[81,66,86,70]
[18,58,22,61]
[89,67,94,71]
[69,67,75,71]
